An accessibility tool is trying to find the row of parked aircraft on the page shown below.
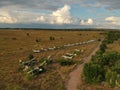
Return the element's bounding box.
[33,39,95,53]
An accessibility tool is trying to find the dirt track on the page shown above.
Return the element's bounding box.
[66,41,102,90]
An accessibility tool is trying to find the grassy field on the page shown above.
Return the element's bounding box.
[0,30,104,89]
[106,39,120,52]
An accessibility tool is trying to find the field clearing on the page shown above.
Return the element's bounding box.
[0,30,104,89]
[106,39,120,52]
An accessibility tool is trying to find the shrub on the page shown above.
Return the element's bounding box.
[83,63,105,83]
[82,31,120,87]
[38,57,46,63]
[106,31,120,44]
[25,74,34,80]
[100,42,107,53]
[49,36,55,41]
[36,38,41,42]
[38,57,52,65]
[58,59,74,66]
[12,37,17,40]
[97,38,101,41]
[105,71,117,87]
[28,54,34,60]
[26,33,30,36]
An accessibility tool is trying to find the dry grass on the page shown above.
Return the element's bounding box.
[106,39,120,52]
[0,30,104,89]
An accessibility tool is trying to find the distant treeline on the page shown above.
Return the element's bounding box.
[0,28,120,31]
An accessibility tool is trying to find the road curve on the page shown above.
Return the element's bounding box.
[66,41,102,90]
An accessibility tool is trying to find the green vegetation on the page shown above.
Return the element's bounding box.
[83,51,120,87]
[28,54,34,60]
[25,73,34,80]
[83,31,120,87]
[58,59,74,66]
[105,31,120,44]
[83,62,105,83]
[38,57,52,65]
[99,42,107,53]
[6,84,21,90]
[49,36,55,41]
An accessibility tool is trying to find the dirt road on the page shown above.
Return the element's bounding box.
[66,41,102,90]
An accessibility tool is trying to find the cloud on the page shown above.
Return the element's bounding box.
[105,16,120,25]
[0,5,93,26]
[78,0,120,10]
[0,11,17,23]
[0,0,61,11]
[80,18,93,25]
[0,5,72,24]
[0,10,42,24]
[50,5,72,24]
[37,5,93,25]
[36,5,72,24]
[0,0,120,11]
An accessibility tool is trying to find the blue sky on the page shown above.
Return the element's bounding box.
[0,0,120,29]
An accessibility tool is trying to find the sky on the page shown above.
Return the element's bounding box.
[0,0,120,29]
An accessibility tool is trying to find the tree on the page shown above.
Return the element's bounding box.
[103,51,120,66]
[83,63,105,83]
[100,43,107,53]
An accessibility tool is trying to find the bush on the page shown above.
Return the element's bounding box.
[82,31,120,87]
[106,31,120,44]
[38,57,46,63]
[49,36,55,41]
[28,54,34,60]
[105,71,117,87]
[58,59,74,66]
[100,42,107,54]
[26,33,30,36]
[36,38,41,42]
[83,63,105,83]
[12,37,17,40]
[97,38,101,41]
[38,57,52,65]
[25,74,34,80]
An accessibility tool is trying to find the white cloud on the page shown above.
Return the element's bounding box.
[0,5,93,26]
[0,11,17,23]
[0,10,41,24]
[105,16,120,25]
[1,0,120,11]
[36,5,72,24]
[37,16,45,22]
[80,18,93,25]
[37,5,93,25]
[87,18,93,25]
[51,5,72,24]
